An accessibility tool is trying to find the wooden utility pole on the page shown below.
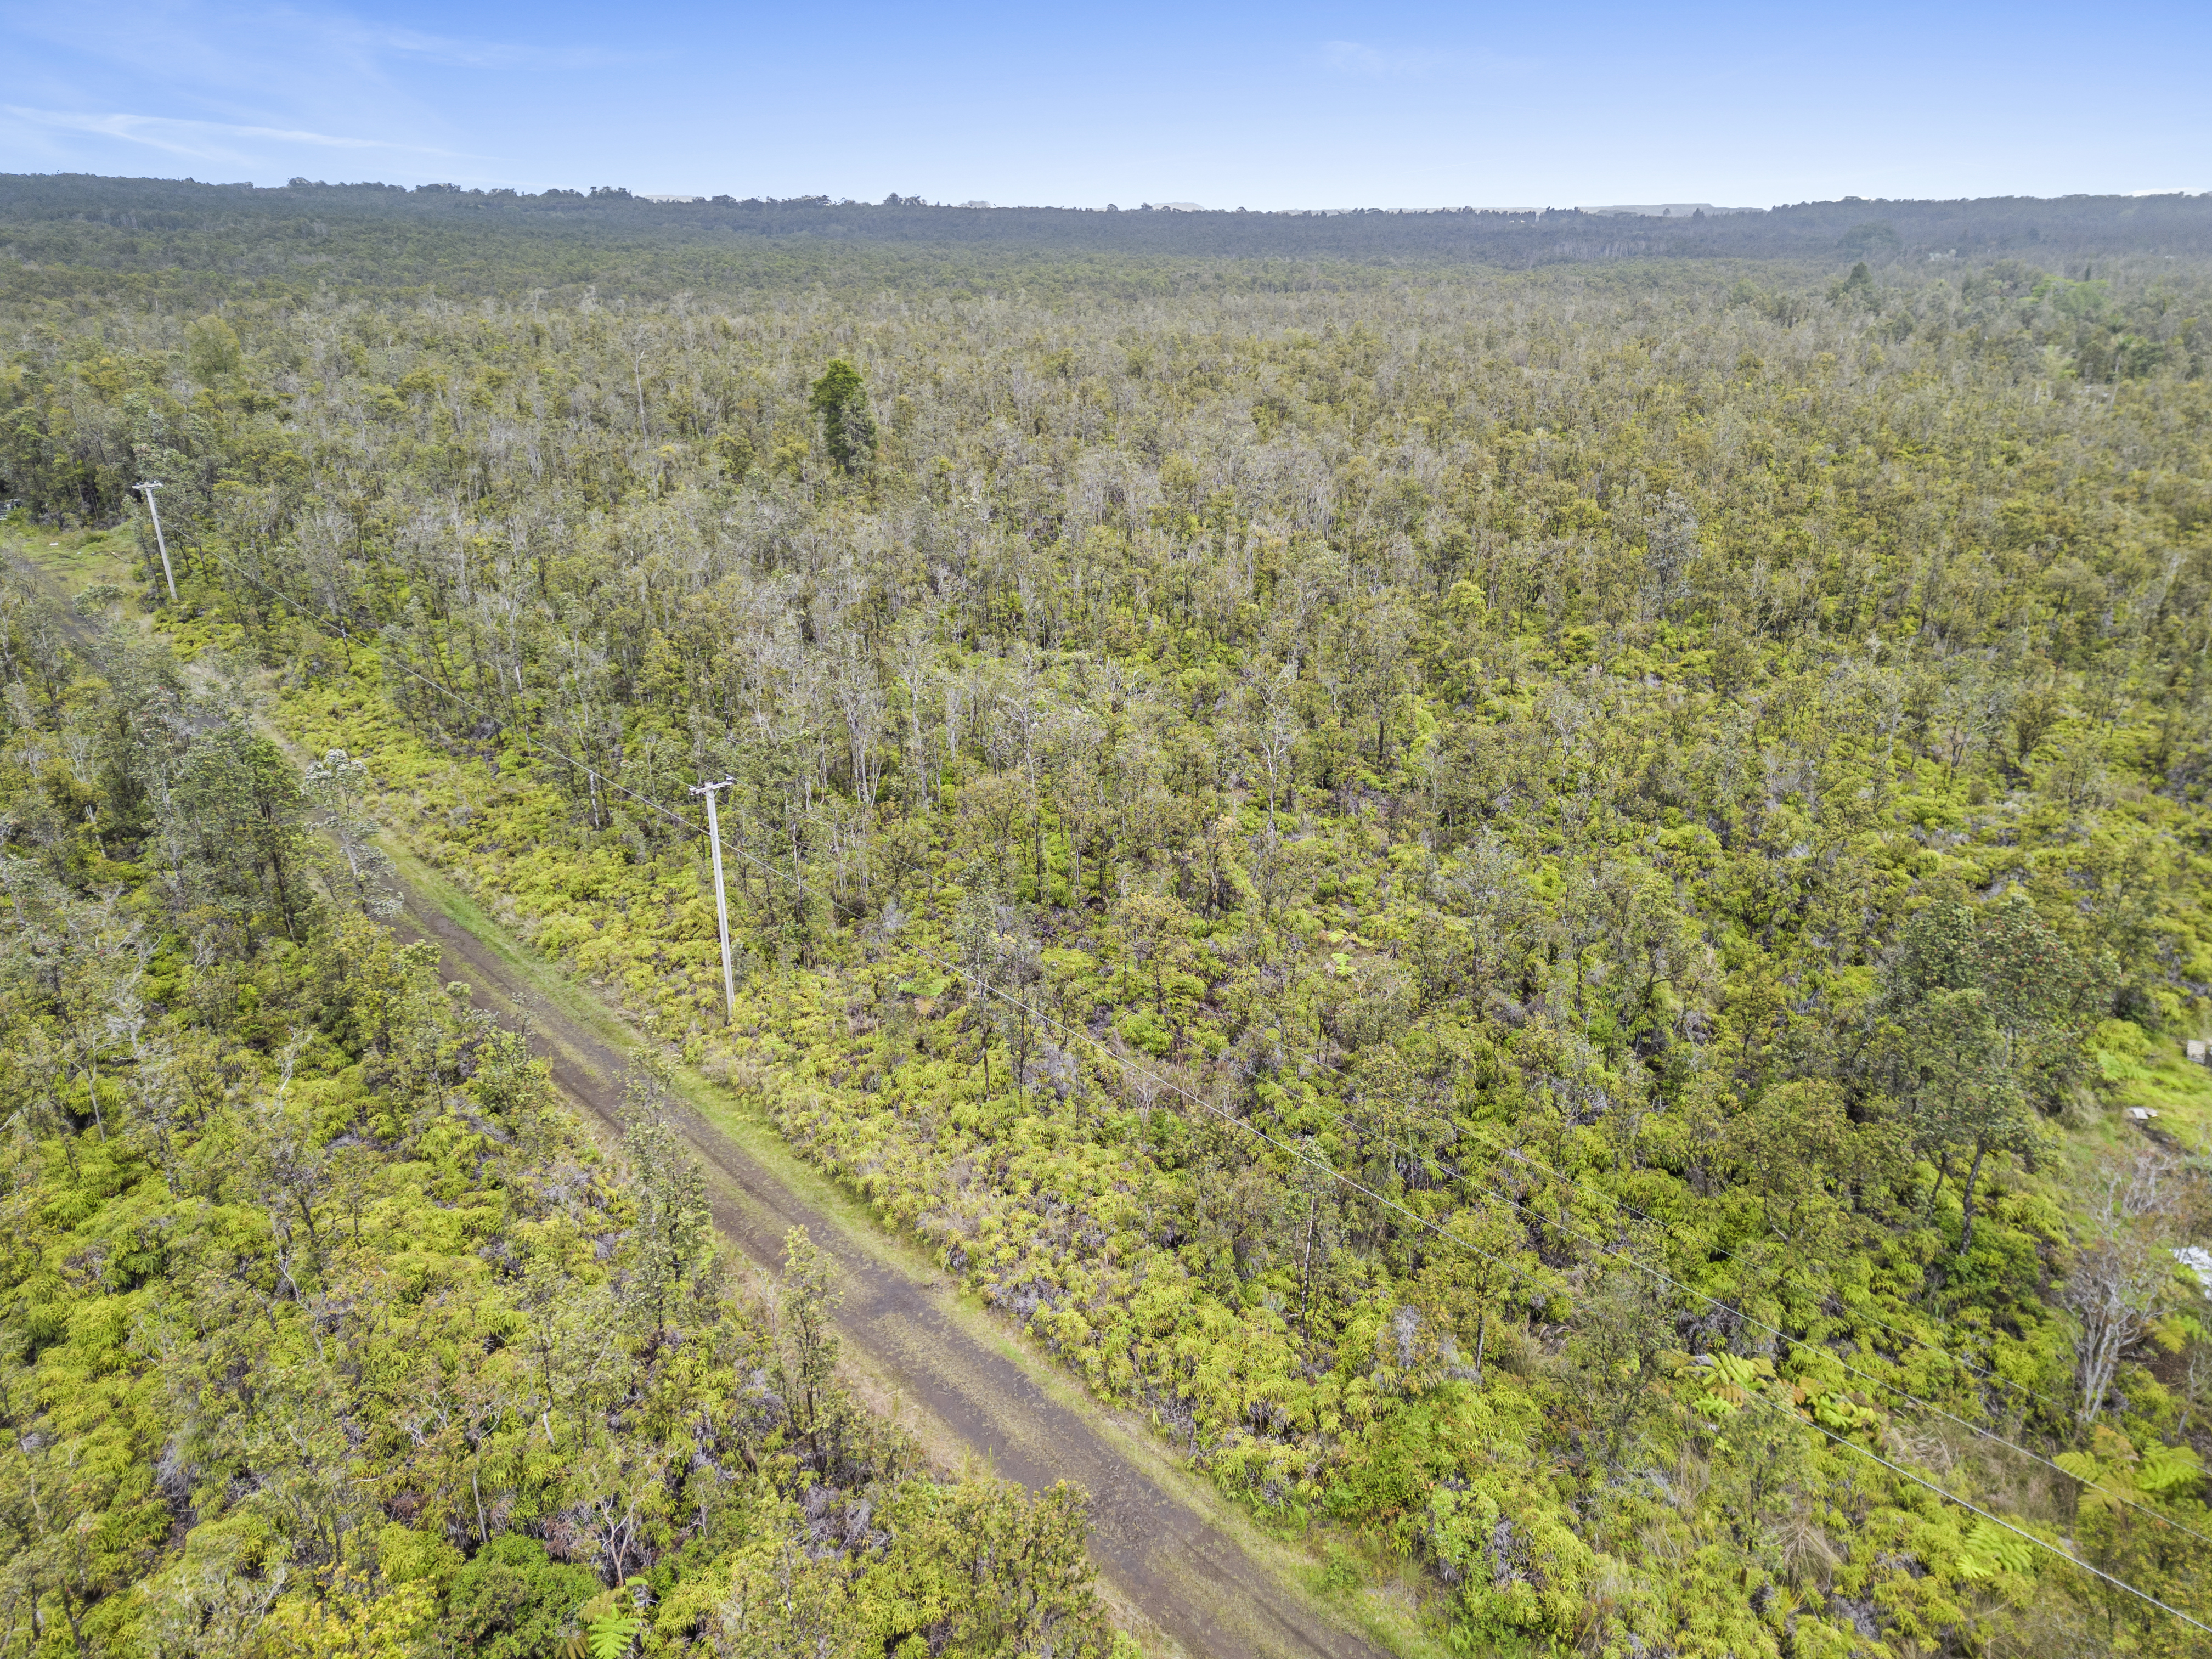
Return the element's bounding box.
[690,777,738,1024]
[136,481,177,602]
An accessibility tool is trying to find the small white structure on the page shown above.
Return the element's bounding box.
[2188,1039,2208,1063]
[2125,1107,2160,1121]
[2177,1247,2212,1295]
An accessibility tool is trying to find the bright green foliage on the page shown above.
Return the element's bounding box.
[448,1536,601,1658]
[172,724,320,945]
[1956,1518,2035,1579]
[1872,891,2099,1254]
[10,220,2212,1655]
[184,314,244,383]
[0,611,1119,1656]
[809,358,875,472]
[577,1590,646,1659]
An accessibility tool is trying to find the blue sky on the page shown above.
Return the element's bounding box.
[4,1,2207,208]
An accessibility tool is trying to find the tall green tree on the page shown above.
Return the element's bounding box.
[301,748,397,917]
[809,359,876,472]
[775,1228,844,1470]
[171,727,316,944]
[618,1051,716,1346]
[1875,892,2097,1254]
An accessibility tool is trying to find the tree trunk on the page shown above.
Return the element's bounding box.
[1957,1137,1989,1256]
[1922,1146,1952,1220]
[1297,1195,1318,1342]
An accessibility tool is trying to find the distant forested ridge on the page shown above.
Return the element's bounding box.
[4,172,2212,1657]
[2,172,2208,304]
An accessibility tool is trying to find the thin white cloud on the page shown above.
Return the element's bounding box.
[0,2,635,105]
[369,25,646,72]
[5,105,478,162]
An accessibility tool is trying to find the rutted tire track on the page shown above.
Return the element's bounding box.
[8,543,1385,1658]
[390,868,1386,1659]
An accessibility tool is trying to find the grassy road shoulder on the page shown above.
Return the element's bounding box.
[381,834,1423,1659]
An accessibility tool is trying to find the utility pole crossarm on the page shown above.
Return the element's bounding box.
[135,481,177,603]
[690,777,740,1025]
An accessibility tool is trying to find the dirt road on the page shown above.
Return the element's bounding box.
[387,854,1390,1659]
[5,536,1391,1659]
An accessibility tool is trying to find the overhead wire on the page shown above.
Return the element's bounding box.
[755,789,2212,1551]
[707,704,2094,1435]
[1189,1009,2212,1547]
[172,550,2212,1634]
[1306,1080,2212,1551]
[188,548,2209,1541]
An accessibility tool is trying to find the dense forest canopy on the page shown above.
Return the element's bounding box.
[4,177,2212,1657]
[0,610,1118,1658]
[3,172,2209,305]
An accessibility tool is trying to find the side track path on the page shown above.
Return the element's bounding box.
[1,544,1386,1659]
[385,847,1390,1659]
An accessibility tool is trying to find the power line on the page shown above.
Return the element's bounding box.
[1331,1088,2212,1551]
[1159,1002,2212,1548]
[682,831,2212,1635]
[174,552,2212,1634]
[1795,1412,2207,1634]
[192,547,2211,1549]
[688,776,740,1025]
[756,792,2212,1551]
[189,546,2208,1543]
[606,794,2212,1634]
